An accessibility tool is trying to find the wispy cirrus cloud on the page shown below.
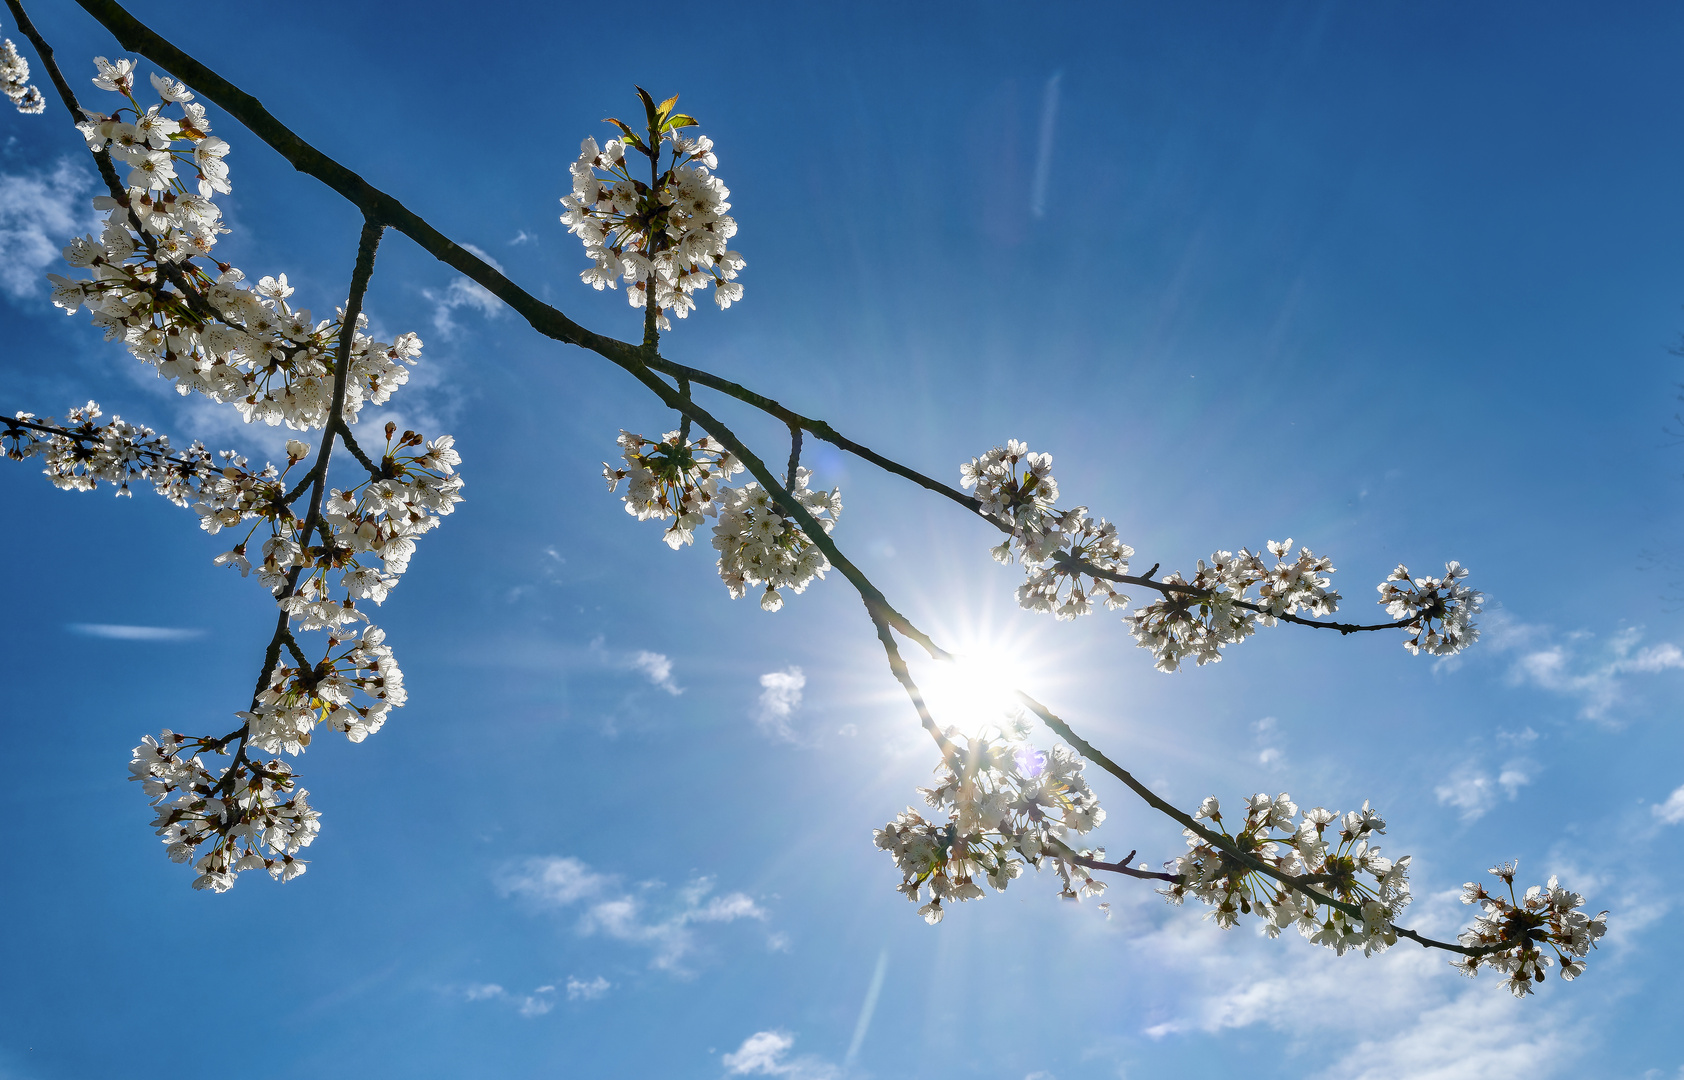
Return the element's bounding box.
[420,242,504,337]
[0,160,97,300]
[1435,758,1536,821]
[495,855,768,974]
[1485,613,1683,721]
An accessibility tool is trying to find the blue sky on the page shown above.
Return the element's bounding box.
[2,2,1683,1077]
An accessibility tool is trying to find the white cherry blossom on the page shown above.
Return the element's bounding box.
[559,93,744,327]
[1161,792,1411,956]
[712,467,840,612]
[875,719,1107,923]
[603,428,743,548]
[1452,861,1609,996]
[1378,561,1483,656]
[1,26,44,114]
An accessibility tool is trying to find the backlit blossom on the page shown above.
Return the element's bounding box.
[1378,561,1483,656]
[1,28,44,114]
[53,63,428,432]
[876,719,1107,923]
[1451,863,1609,996]
[712,467,841,611]
[559,94,744,328]
[1161,792,1410,956]
[603,428,743,548]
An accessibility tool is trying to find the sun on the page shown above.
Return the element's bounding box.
[911,635,1041,740]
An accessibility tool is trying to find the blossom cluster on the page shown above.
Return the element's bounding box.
[602,428,743,548]
[147,423,456,889]
[8,400,461,889]
[606,431,841,612]
[713,469,840,611]
[129,732,319,891]
[961,440,1482,666]
[2,23,44,114]
[1379,561,1483,656]
[874,721,1107,924]
[211,422,464,605]
[1125,541,1339,672]
[559,97,744,328]
[1161,793,1413,957]
[238,625,405,756]
[3,401,215,499]
[1452,861,1608,996]
[0,57,468,891]
[49,60,424,430]
[961,441,1134,618]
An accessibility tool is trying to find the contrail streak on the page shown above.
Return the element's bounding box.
[1030,70,1063,219]
[843,950,889,1069]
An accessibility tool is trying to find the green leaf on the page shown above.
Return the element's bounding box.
[602,117,645,149]
[656,94,680,122]
[661,114,700,132]
[635,86,659,130]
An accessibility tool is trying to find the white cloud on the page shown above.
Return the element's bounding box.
[1029,69,1061,220]
[756,667,805,742]
[628,649,682,695]
[722,1030,838,1079]
[1434,759,1535,821]
[1491,616,1684,721]
[518,991,555,1017]
[461,982,556,1018]
[421,243,504,337]
[1653,784,1684,826]
[496,856,767,973]
[1252,716,1285,769]
[587,636,683,695]
[565,975,611,1001]
[510,230,536,245]
[497,855,611,906]
[67,623,204,641]
[0,160,96,299]
[1321,989,1573,1080]
[1126,900,1586,1079]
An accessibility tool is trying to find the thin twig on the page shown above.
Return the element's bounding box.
[229,218,383,792]
[334,419,383,480]
[785,423,802,486]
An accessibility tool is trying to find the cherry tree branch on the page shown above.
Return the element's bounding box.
[228,218,383,789]
[31,1,1522,962]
